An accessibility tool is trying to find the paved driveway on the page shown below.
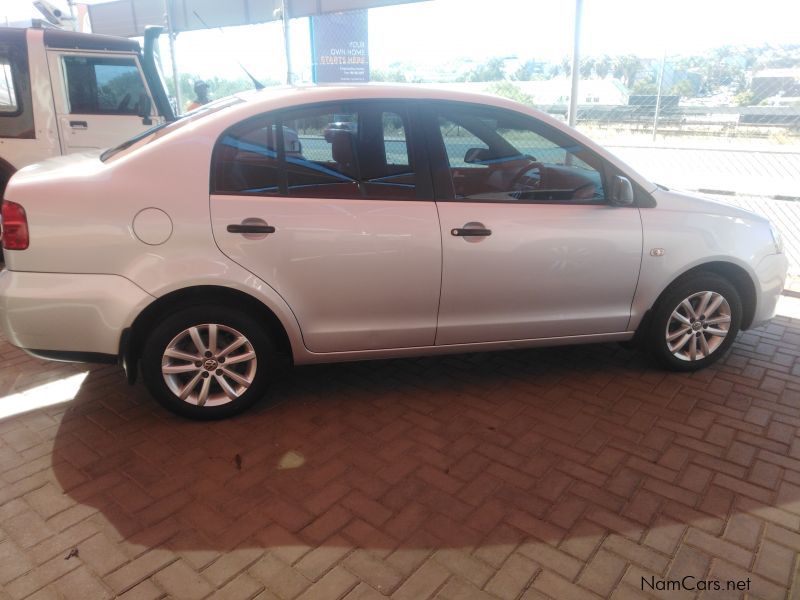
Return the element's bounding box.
[1,309,800,599]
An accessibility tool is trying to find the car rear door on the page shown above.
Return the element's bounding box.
[210,100,442,353]
[427,102,643,345]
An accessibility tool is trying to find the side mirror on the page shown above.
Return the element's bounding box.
[610,175,634,206]
[464,147,491,164]
[138,96,153,126]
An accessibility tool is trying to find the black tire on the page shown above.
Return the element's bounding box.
[646,272,742,371]
[141,305,276,419]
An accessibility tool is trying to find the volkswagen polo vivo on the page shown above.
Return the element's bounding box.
[0,86,788,418]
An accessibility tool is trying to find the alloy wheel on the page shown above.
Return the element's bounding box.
[665,291,731,361]
[161,323,257,406]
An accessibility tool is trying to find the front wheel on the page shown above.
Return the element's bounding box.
[646,273,742,371]
[141,305,276,419]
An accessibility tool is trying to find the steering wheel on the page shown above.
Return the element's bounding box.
[571,181,597,200]
[117,94,131,112]
[509,160,544,192]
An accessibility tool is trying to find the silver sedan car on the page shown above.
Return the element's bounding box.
[0,86,788,418]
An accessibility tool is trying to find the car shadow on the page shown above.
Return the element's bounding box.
[46,335,798,589]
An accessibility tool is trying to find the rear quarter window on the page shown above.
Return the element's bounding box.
[0,57,18,113]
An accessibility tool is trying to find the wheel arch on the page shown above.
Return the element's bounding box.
[635,260,757,343]
[0,156,16,196]
[123,285,294,383]
[672,261,756,329]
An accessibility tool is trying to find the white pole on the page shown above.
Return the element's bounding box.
[281,0,292,84]
[567,0,583,127]
[652,50,666,142]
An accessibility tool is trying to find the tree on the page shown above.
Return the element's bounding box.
[371,68,407,82]
[512,60,539,81]
[458,58,506,82]
[670,79,694,98]
[614,55,641,88]
[560,57,572,78]
[487,81,534,106]
[734,89,756,106]
[579,57,595,79]
[595,55,613,79]
[631,79,658,95]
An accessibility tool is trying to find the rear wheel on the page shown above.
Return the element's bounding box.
[646,273,742,371]
[141,305,276,419]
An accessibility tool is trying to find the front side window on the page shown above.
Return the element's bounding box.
[212,102,420,200]
[62,56,148,115]
[0,56,18,113]
[435,104,606,203]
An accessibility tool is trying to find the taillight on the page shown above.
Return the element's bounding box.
[1,201,29,250]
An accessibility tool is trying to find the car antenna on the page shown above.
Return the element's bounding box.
[192,11,266,90]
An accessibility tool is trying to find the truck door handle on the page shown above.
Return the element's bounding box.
[451,227,491,237]
[227,223,276,234]
[69,120,88,129]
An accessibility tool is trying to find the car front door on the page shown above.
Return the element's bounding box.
[47,51,160,153]
[429,103,643,345]
[210,101,442,353]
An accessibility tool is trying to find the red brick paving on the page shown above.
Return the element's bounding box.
[0,313,800,599]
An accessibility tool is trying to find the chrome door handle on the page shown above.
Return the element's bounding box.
[69,120,88,129]
[451,227,491,237]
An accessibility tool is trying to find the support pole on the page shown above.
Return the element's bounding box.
[164,0,182,113]
[281,0,292,84]
[567,0,583,127]
[652,50,666,142]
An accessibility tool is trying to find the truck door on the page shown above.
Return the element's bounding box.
[47,51,162,153]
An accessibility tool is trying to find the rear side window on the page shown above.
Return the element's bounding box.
[212,102,421,200]
[62,56,148,115]
[0,56,18,113]
[214,117,283,195]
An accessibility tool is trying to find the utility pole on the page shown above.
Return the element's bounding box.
[281,0,292,84]
[652,50,667,142]
[567,0,583,127]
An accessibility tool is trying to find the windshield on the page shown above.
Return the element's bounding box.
[100,96,245,162]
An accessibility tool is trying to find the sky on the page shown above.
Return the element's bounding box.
[3,0,799,83]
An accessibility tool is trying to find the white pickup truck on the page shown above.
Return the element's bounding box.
[0,25,175,198]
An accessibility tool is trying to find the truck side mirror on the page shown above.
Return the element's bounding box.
[139,96,152,126]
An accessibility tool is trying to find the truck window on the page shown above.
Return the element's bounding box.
[101,95,245,162]
[62,56,147,115]
[0,57,18,113]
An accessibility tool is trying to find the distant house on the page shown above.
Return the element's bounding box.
[751,68,800,103]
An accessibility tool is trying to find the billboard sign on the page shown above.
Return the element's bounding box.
[311,10,369,84]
